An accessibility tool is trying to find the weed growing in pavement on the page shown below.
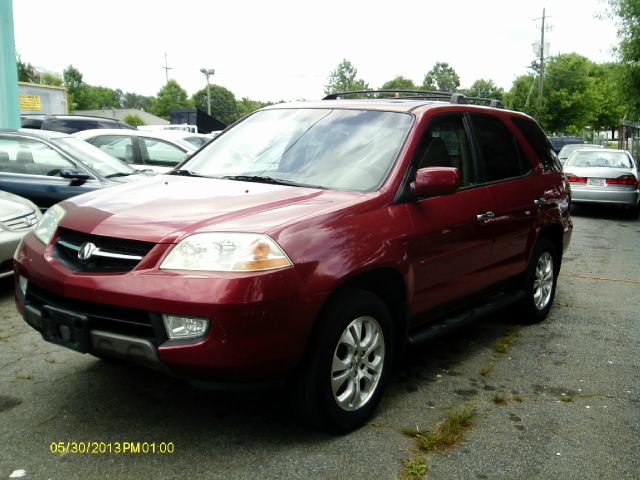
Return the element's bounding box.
[397,455,428,480]
[560,395,574,402]
[493,327,519,354]
[404,405,477,453]
[492,393,507,404]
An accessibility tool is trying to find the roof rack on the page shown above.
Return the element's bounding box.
[322,89,503,109]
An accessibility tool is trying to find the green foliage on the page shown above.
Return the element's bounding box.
[422,62,460,92]
[152,80,193,120]
[463,79,504,101]
[192,85,239,125]
[236,97,269,120]
[541,53,599,133]
[41,72,63,86]
[16,54,39,83]
[123,114,145,127]
[381,75,417,90]
[122,92,155,111]
[591,63,627,130]
[607,0,640,115]
[504,74,538,114]
[325,59,370,95]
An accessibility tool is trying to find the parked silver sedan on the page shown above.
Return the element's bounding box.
[0,191,42,278]
[564,148,640,217]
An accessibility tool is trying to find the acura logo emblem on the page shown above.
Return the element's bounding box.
[78,242,98,261]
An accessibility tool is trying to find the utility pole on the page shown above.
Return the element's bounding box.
[536,8,550,109]
[162,53,172,83]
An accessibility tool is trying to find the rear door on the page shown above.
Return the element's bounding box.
[467,114,538,283]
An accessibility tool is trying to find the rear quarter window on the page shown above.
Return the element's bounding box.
[512,117,562,172]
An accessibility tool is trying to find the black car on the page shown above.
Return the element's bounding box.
[0,129,151,210]
[20,114,136,134]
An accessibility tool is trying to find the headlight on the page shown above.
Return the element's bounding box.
[160,233,292,272]
[34,204,65,245]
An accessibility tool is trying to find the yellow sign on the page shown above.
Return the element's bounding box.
[19,94,41,111]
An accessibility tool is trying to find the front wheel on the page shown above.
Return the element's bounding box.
[519,238,558,323]
[293,289,395,433]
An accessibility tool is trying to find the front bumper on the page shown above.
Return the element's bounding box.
[14,234,324,382]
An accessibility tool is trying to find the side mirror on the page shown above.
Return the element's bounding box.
[60,168,92,184]
[412,167,460,197]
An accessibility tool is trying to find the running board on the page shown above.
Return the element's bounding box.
[406,289,526,347]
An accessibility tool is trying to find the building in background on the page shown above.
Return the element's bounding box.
[19,82,68,115]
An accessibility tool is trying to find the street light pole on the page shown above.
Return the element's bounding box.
[199,68,215,116]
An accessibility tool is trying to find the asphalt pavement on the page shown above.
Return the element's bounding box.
[0,205,638,480]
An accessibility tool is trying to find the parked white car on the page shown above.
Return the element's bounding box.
[74,129,198,173]
[0,191,42,278]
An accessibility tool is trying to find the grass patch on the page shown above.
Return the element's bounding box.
[513,395,524,402]
[412,405,477,453]
[492,393,507,404]
[16,373,32,380]
[479,366,493,377]
[560,395,574,402]
[398,456,428,480]
[493,327,519,355]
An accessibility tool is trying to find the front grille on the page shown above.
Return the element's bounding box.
[26,283,166,343]
[0,209,39,231]
[53,227,155,273]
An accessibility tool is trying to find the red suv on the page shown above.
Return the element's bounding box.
[14,91,572,432]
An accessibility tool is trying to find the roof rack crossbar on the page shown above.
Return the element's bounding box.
[322,89,503,109]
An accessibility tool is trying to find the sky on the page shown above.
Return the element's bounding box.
[10,0,621,103]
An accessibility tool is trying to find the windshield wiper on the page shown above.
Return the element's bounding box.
[221,175,326,189]
[171,169,205,177]
[106,172,136,178]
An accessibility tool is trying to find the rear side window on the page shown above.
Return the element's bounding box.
[470,115,530,183]
[512,117,562,172]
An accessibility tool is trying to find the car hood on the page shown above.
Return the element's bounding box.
[0,198,36,220]
[60,175,370,243]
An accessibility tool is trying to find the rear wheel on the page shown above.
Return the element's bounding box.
[519,238,558,323]
[293,289,394,433]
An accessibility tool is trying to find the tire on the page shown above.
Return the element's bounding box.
[519,238,558,323]
[293,289,395,433]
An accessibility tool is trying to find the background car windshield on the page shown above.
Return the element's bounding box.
[567,150,632,168]
[52,137,135,177]
[185,108,413,191]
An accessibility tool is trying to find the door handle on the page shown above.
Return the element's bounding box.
[476,211,495,222]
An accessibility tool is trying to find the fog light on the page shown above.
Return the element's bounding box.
[162,314,209,340]
[18,275,28,297]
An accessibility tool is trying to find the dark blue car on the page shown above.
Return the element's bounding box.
[0,129,152,211]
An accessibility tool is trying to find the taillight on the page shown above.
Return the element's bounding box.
[566,175,587,183]
[606,175,638,186]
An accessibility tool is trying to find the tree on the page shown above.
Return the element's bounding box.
[541,53,599,133]
[81,85,122,110]
[63,65,86,110]
[16,54,39,83]
[122,92,156,111]
[504,74,539,117]
[463,79,504,101]
[381,75,417,90]
[609,0,640,115]
[591,62,627,131]
[152,80,193,120]
[236,97,269,120]
[192,85,239,125]
[41,72,63,86]
[422,62,460,92]
[325,59,370,95]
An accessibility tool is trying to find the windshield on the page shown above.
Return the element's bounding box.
[184,108,413,191]
[567,150,633,169]
[53,137,136,177]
